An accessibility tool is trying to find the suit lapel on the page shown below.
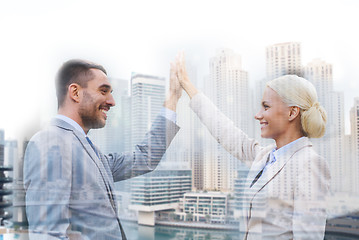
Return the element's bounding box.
[51,118,96,159]
[265,138,312,193]
[248,138,313,207]
[52,118,116,210]
[246,155,269,189]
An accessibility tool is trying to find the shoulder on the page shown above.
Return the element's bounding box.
[30,124,72,142]
[294,145,326,165]
[292,146,331,182]
[26,123,77,156]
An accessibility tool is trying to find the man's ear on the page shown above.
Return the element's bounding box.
[289,106,300,121]
[68,83,82,103]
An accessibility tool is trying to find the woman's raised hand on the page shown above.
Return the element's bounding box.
[163,59,183,111]
[175,51,199,99]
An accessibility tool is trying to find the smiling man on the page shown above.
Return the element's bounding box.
[23,59,181,240]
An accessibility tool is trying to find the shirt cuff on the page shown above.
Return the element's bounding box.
[160,107,177,124]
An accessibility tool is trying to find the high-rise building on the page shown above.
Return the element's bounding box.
[89,78,130,154]
[4,140,17,173]
[253,78,275,146]
[0,130,13,225]
[233,169,248,216]
[266,42,302,80]
[350,97,359,194]
[130,73,165,146]
[5,139,26,228]
[343,134,355,194]
[0,130,4,166]
[262,42,302,144]
[130,73,166,176]
[172,62,205,191]
[205,49,250,191]
[304,59,345,192]
[89,78,132,194]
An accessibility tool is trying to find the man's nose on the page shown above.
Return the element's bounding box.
[107,94,116,107]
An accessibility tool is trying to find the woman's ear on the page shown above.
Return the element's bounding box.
[68,83,82,103]
[289,106,300,121]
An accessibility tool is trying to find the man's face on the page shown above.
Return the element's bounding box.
[78,69,115,131]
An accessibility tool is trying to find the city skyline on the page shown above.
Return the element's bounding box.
[2,1,359,236]
[1,0,359,142]
[2,43,359,236]
[1,42,358,143]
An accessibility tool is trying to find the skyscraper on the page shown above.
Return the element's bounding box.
[0,130,4,166]
[89,78,130,154]
[0,130,13,225]
[205,49,250,191]
[343,134,355,194]
[131,73,165,147]
[130,72,166,175]
[266,42,302,80]
[304,59,345,192]
[350,97,359,194]
[172,62,205,191]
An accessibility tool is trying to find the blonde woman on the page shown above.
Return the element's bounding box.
[175,54,330,240]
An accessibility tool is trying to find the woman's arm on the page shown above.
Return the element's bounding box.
[175,52,263,165]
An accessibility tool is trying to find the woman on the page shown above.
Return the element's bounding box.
[174,54,330,240]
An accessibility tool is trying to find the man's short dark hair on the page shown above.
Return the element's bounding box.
[55,59,107,108]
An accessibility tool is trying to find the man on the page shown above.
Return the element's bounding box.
[24,59,181,240]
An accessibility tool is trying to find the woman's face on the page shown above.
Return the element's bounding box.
[255,87,291,141]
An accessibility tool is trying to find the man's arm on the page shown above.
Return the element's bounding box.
[107,60,182,181]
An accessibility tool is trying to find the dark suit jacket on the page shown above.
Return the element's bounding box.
[24,115,179,240]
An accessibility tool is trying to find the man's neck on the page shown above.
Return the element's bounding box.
[57,108,88,134]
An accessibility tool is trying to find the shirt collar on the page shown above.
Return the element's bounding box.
[272,136,306,163]
[55,114,87,137]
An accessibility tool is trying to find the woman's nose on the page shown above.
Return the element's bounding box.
[254,110,262,120]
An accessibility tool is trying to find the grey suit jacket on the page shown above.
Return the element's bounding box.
[190,92,331,240]
[24,115,179,240]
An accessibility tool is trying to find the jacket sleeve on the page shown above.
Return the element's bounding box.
[106,115,180,181]
[189,92,263,167]
[24,131,72,240]
[292,152,331,239]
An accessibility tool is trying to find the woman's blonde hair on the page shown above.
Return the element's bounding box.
[266,75,327,138]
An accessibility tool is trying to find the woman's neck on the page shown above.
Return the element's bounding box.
[275,132,304,149]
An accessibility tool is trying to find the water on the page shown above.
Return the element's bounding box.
[122,221,242,240]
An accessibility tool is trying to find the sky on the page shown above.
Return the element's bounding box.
[1,0,359,143]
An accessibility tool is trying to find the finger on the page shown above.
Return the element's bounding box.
[179,51,184,62]
[175,52,181,64]
[175,58,182,76]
